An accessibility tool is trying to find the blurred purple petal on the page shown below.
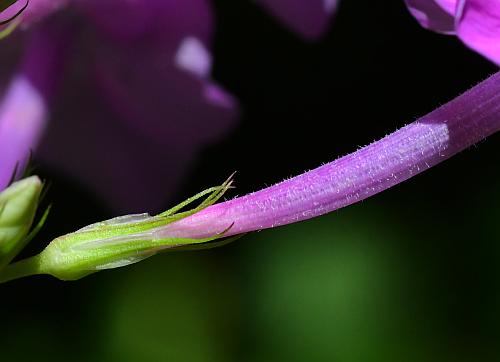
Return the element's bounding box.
[456,0,500,65]
[0,22,72,189]
[0,76,47,189]
[90,37,237,152]
[38,77,198,213]
[39,54,237,213]
[257,0,338,40]
[37,0,237,213]
[406,0,500,65]
[79,0,213,45]
[404,0,458,34]
[434,0,457,13]
[22,0,67,26]
[175,36,212,78]
[2,0,237,212]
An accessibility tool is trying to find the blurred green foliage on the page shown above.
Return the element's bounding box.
[96,254,241,362]
[235,205,441,362]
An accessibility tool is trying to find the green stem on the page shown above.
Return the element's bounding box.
[0,255,44,283]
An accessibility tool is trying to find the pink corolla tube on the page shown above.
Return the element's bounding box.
[157,71,500,239]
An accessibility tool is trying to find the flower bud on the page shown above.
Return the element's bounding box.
[0,175,42,268]
[34,179,234,281]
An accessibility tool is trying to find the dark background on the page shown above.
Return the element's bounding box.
[2,0,500,361]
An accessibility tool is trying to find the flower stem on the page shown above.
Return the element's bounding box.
[0,255,43,283]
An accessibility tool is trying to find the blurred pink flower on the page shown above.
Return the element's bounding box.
[0,0,238,213]
[405,0,500,64]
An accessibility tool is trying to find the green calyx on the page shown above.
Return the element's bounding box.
[0,176,238,283]
[0,176,44,270]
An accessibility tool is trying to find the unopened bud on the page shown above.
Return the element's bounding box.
[0,176,42,268]
[36,178,234,281]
